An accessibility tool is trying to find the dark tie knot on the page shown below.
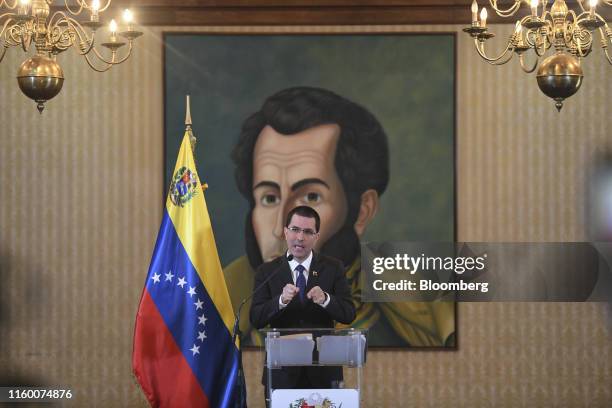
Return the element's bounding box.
[295,264,305,273]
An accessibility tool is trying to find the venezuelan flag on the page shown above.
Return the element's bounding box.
[133,131,238,407]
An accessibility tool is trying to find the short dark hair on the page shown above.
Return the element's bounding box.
[285,206,321,232]
[231,86,389,225]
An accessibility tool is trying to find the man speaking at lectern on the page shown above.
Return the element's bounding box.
[250,205,356,394]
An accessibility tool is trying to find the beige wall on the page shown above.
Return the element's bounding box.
[0,24,611,407]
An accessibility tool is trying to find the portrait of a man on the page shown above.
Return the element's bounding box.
[164,33,456,347]
[225,86,454,347]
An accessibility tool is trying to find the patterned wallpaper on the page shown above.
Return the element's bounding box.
[0,24,610,407]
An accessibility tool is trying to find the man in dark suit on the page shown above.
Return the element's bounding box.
[250,205,356,400]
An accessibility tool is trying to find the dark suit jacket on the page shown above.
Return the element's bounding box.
[249,252,356,389]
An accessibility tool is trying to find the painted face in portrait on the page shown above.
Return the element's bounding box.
[251,124,348,262]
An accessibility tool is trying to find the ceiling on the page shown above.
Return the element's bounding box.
[108,0,611,26]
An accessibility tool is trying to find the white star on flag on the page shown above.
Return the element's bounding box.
[177,277,187,288]
[198,314,208,326]
[197,331,207,342]
[190,344,200,355]
[165,271,174,282]
[194,299,204,310]
[151,273,161,284]
[187,286,197,297]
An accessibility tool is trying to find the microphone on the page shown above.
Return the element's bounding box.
[232,253,293,342]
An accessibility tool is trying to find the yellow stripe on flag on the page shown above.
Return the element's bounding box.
[165,132,236,338]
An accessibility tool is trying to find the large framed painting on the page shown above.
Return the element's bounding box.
[164,29,456,348]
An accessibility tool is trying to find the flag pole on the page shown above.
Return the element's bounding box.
[185,95,207,190]
[185,95,196,153]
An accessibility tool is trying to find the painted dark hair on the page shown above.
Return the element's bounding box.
[231,86,390,267]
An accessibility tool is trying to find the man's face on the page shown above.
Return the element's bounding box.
[251,124,348,262]
[283,214,319,262]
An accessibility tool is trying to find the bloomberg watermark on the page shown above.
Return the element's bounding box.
[361,242,612,302]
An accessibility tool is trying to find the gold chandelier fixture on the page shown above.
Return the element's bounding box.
[464,0,611,111]
[0,0,142,113]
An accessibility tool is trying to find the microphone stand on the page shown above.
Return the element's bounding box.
[232,301,248,408]
[232,254,293,408]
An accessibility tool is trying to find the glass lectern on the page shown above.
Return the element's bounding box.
[260,328,368,408]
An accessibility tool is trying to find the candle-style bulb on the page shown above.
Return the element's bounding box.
[123,9,133,24]
[471,0,478,22]
[18,0,30,15]
[589,0,597,16]
[480,7,488,28]
[109,19,117,33]
[531,0,538,16]
[91,0,100,12]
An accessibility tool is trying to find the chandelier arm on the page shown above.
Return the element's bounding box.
[485,53,514,65]
[6,23,23,46]
[604,48,612,64]
[488,0,522,17]
[576,10,605,22]
[62,0,84,16]
[64,17,99,56]
[67,19,90,46]
[519,52,539,73]
[533,28,551,57]
[88,41,133,65]
[0,11,16,22]
[61,0,111,16]
[48,10,73,28]
[0,14,14,38]
[98,0,112,13]
[76,35,95,56]
[46,15,79,52]
[526,31,546,56]
[567,9,578,26]
[575,33,593,58]
[571,17,594,58]
[565,10,579,49]
[20,22,31,52]
[475,39,515,63]
[111,41,133,64]
[603,25,612,47]
[0,0,18,10]
[525,28,539,48]
[83,52,114,72]
[19,35,25,51]
[53,16,97,56]
[90,47,114,65]
[49,25,74,53]
[576,0,588,13]
[89,45,120,65]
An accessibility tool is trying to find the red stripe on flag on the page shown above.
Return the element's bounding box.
[133,290,210,408]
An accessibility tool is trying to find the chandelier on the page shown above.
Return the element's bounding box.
[464,0,611,111]
[0,0,142,113]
